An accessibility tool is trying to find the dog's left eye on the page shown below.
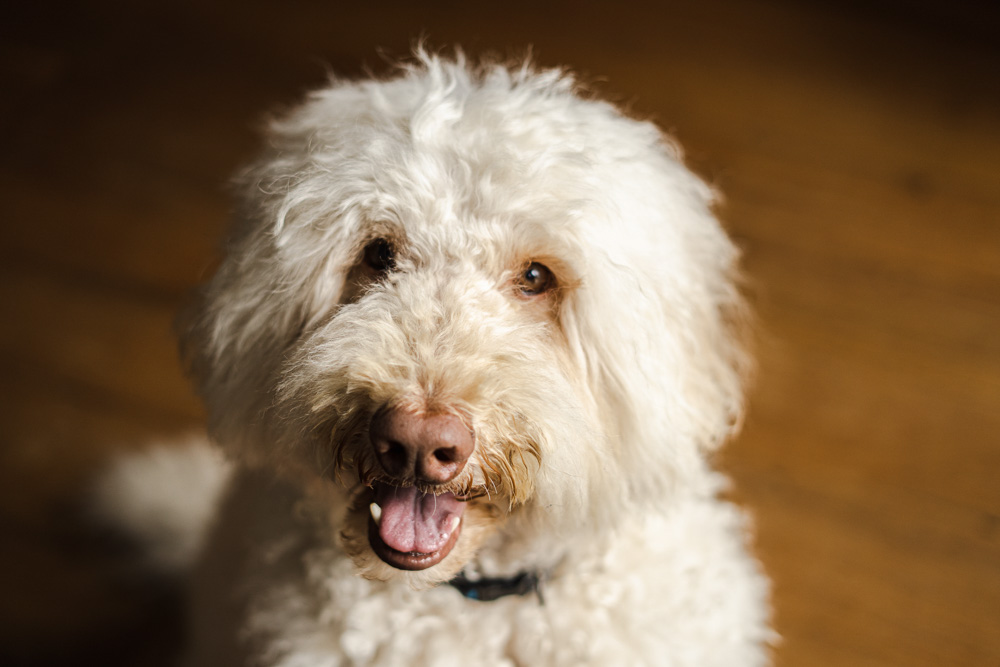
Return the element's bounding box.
[517,262,556,296]
[363,239,396,273]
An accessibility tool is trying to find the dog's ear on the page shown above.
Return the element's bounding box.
[178,84,372,462]
[560,146,751,504]
[177,230,305,462]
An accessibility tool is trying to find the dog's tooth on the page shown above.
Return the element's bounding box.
[369,502,382,526]
[448,515,461,532]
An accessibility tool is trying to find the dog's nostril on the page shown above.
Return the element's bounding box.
[433,448,455,464]
[370,407,474,484]
[377,440,410,476]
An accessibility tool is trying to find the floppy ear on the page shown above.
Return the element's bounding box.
[560,140,751,506]
[179,84,373,461]
[178,193,328,462]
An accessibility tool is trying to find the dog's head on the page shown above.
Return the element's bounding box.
[182,52,748,587]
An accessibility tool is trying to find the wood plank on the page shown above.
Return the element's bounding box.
[0,264,201,419]
[2,0,998,664]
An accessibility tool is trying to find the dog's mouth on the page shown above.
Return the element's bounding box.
[366,481,466,570]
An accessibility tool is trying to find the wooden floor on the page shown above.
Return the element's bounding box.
[2,1,998,664]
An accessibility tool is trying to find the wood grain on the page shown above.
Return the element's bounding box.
[2,1,998,664]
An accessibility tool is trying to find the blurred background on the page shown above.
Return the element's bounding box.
[2,0,998,665]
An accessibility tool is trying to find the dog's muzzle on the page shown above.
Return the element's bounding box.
[367,407,474,570]
[370,407,473,485]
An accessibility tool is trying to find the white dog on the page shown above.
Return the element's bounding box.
[98,51,772,666]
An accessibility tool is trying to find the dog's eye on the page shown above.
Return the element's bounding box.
[363,239,395,273]
[517,262,556,296]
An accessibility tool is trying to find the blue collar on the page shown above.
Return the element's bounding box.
[447,571,543,602]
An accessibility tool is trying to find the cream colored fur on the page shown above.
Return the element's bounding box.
[102,50,772,666]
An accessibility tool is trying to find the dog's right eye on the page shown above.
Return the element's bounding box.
[516,262,556,296]
[363,239,396,273]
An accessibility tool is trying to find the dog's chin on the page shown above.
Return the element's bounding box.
[339,485,501,589]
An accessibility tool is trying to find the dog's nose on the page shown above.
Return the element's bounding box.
[370,407,474,484]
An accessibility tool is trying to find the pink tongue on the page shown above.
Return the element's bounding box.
[375,483,465,554]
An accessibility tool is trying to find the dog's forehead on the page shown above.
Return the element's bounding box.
[268,66,702,276]
[345,115,596,264]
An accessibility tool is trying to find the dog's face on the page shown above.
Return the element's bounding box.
[183,55,748,587]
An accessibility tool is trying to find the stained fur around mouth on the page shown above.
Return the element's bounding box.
[361,472,490,503]
[319,417,531,507]
[326,435,494,502]
[348,439,487,497]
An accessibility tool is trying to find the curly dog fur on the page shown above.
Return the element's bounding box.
[98,50,772,666]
